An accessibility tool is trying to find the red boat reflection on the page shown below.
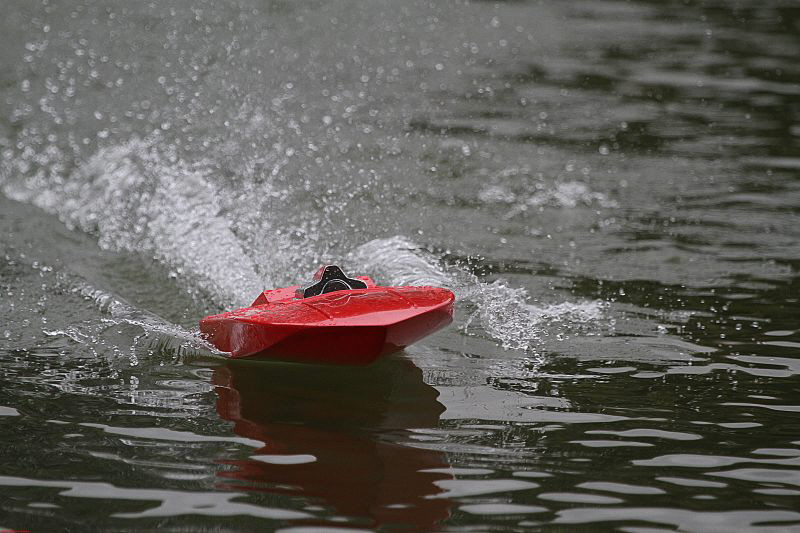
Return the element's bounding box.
[212,355,453,530]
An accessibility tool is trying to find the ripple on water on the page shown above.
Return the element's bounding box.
[538,492,624,504]
[763,330,797,337]
[250,454,317,465]
[665,363,794,379]
[553,335,713,364]
[587,366,638,374]
[0,475,310,520]
[78,422,263,447]
[570,440,654,448]
[752,449,800,457]
[459,503,548,515]
[722,402,800,413]
[553,508,800,532]
[635,454,800,468]
[513,471,554,479]
[657,477,728,489]
[429,479,538,499]
[420,468,494,476]
[753,488,800,496]
[275,524,372,533]
[729,355,800,375]
[435,385,629,424]
[689,420,764,429]
[708,469,800,487]
[576,482,666,495]
[585,429,702,441]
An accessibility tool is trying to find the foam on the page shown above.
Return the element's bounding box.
[350,236,608,357]
[39,267,220,362]
[3,134,267,308]
[478,180,617,219]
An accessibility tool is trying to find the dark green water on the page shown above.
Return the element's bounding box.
[1,0,799,531]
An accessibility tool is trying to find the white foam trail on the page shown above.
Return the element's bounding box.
[348,236,455,288]
[350,236,608,356]
[43,268,219,358]
[462,279,606,353]
[2,134,266,308]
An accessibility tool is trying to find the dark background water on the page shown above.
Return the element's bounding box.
[1,0,799,531]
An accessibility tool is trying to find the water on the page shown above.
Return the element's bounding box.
[1,0,799,530]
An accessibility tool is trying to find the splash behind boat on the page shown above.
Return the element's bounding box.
[200,265,454,364]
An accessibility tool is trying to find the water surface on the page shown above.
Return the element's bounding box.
[1,0,799,531]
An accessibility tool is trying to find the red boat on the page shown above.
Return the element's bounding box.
[200,265,454,364]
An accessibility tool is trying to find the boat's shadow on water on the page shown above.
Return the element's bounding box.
[211,354,453,530]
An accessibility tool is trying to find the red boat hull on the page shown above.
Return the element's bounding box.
[200,285,454,364]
